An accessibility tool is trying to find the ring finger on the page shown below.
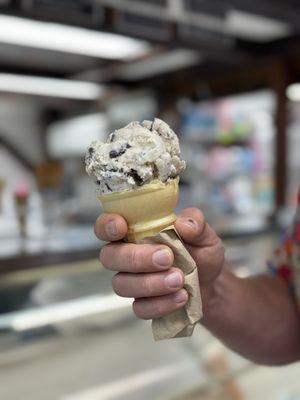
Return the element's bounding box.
[112,267,184,298]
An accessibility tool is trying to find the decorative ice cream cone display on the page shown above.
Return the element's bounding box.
[86,118,202,340]
[14,181,30,239]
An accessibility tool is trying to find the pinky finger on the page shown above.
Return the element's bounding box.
[132,289,188,320]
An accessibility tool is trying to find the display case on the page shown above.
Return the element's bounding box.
[177,90,276,235]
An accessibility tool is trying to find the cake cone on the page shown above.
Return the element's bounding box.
[98,178,179,242]
[97,177,202,340]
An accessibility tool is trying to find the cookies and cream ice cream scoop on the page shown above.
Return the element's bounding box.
[85,118,185,195]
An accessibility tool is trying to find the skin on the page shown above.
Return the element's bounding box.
[95,207,300,366]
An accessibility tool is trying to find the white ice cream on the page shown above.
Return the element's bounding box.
[85,118,185,194]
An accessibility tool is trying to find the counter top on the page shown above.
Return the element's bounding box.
[0,225,101,274]
[0,247,100,274]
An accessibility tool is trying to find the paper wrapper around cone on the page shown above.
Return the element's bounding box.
[98,178,202,340]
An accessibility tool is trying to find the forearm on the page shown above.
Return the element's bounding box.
[201,270,300,365]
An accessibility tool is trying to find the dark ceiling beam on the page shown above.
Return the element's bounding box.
[227,0,300,30]
[0,2,102,30]
[250,34,300,56]
[103,59,269,101]
[123,56,297,100]
[190,62,274,96]
[0,63,69,78]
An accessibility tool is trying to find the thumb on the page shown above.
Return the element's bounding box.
[174,208,225,284]
[175,208,219,248]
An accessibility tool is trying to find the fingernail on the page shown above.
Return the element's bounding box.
[173,290,188,304]
[105,220,117,237]
[165,272,182,288]
[177,217,198,231]
[153,249,172,267]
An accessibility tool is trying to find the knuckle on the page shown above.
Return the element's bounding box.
[130,247,140,272]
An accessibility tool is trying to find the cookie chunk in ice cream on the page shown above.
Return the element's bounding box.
[85,118,185,194]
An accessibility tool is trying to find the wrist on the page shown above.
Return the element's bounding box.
[200,279,221,317]
[200,270,233,325]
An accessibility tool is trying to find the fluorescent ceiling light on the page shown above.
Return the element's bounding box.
[118,49,202,80]
[0,74,103,100]
[226,10,291,41]
[0,15,150,60]
[286,84,300,102]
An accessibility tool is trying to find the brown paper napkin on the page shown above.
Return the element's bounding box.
[137,226,202,340]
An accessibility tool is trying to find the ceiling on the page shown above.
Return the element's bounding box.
[0,0,299,89]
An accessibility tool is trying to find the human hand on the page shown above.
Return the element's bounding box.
[95,208,225,319]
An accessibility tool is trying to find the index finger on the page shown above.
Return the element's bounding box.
[94,213,128,241]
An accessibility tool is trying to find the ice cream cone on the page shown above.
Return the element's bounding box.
[88,119,201,340]
[14,182,30,239]
[98,178,179,242]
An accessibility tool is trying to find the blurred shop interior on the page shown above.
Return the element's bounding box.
[0,1,300,400]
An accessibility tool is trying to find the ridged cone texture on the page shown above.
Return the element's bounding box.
[98,178,179,242]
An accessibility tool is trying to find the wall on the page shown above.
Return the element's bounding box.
[0,96,44,164]
[0,95,45,192]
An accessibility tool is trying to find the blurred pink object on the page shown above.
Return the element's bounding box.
[14,181,30,199]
